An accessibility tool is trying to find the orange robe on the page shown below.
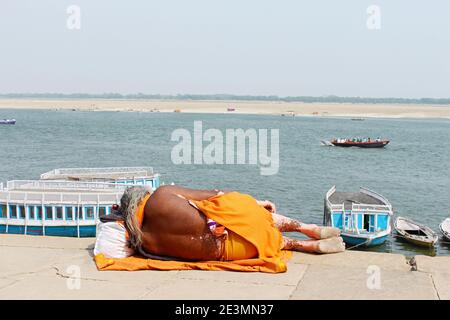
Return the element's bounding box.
[95,192,290,273]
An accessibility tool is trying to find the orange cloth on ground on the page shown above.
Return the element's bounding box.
[95,191,291,273]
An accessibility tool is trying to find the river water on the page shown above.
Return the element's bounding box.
[1,108,449,256]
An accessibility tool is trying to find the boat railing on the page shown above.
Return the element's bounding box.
[0,189,122,205]
[325,186,345,211]
[360,187,392,208]
[40,167,154,179]
[65,174,161,183]
[328,202,345,211]
[351,203,392,213]
[326,185,336,200]
[6,180,131,191]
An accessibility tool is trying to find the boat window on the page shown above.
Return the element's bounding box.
[45,206,53,220]
[0,204,7,218]
[98,206,107,217]
[85,207,95,220]
[77,207,83,220]
[18,206,26,219]
[28,207,35,220]
[10,205,17,219]
[55,207,63,220]
[36,207,43,220]
[66,207,74,220]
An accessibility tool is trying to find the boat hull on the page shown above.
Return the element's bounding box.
[342,233,389,247]
[0,224,96,237]
[0,120,16,125]
[399,235,437,248]
[331,141,389,148]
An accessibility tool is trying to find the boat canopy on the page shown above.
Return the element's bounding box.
[325,185,393,214]
[40,166,155,180]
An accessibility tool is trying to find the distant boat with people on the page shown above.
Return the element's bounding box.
[0,119,16,125]
[326,137,390,148]
[0,167,161,237]
[323,186,393,247]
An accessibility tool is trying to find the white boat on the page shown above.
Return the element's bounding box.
[439,218,450,241]
[0,119,16,125]
[0,167,161,237]
[394,217,438,248]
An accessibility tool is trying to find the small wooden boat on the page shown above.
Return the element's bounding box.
[0,119,16,125]
[439,218,450,241]
[330,138,389,148]
[394,217,438,247]
[324,186,393,247]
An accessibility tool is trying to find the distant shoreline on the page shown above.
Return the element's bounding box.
[1,98,450,119]
[2,93,450,105]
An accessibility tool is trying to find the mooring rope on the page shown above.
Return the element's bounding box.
[345,238,371,250]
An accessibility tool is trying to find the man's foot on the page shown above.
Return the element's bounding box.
[300,224,341,240]
[316,237,346,254]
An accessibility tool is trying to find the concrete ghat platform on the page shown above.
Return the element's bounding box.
[0,235,448,300]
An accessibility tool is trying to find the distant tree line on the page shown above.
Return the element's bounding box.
[1,93,449,105]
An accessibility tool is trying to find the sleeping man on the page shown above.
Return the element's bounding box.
[96,185,345,266]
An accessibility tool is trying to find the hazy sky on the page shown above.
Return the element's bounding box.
[0,0,449,98]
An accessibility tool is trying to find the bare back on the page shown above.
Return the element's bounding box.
[140,187,222,261]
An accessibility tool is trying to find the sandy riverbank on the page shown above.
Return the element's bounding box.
[1,234,449,299]
[1,98,450,119]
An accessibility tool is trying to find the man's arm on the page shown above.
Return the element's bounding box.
[154,185,276,212]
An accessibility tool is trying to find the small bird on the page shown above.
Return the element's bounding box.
[409,257,418,271]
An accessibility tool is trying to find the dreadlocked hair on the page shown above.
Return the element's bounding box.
[119,185,151,250]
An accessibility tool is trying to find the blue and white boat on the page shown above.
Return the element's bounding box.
[0,167,161,237]
[323,186,393,247]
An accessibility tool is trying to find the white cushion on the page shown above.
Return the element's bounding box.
[94,221,135,259]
